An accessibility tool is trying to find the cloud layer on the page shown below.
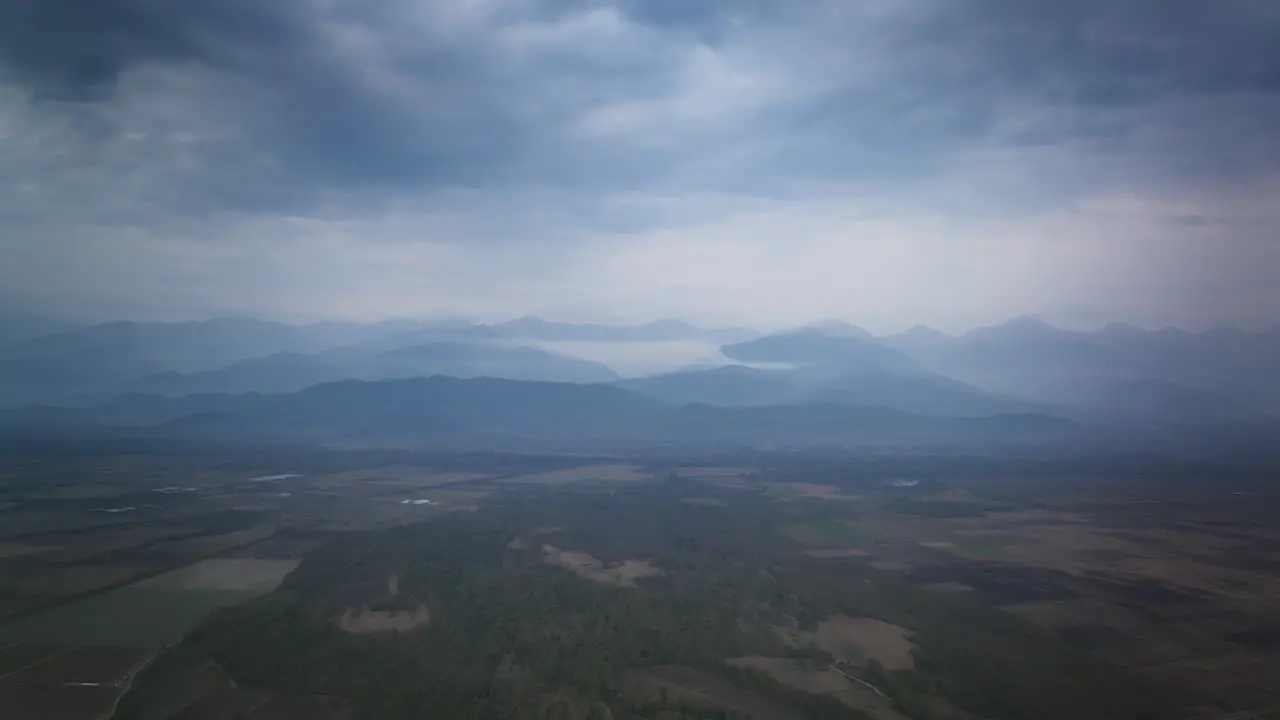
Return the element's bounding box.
[2,0,1279,331]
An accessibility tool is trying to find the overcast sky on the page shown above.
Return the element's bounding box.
[2,0,1278,333]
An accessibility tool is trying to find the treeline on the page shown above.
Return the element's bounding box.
[169,486,828,719]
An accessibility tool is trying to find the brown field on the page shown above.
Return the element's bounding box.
[502,464,653,485]
[630,665,804,720]
[541,546,662,587]
[815,616,917,671]
[728,656,907,720]
[145,527,276,556]
[135,559,300,592]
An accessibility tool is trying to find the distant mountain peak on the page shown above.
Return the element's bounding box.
[804,319,874,339]
[1004,314,1053,329]
[1199,326,1250,339]
[1099,322,1145,337]
[898,324,949,340]
[964,315,1065,341]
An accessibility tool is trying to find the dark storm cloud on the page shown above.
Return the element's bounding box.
[0,0,746,180]
[1,0,1279,219]
[0,0,533,193]
[782,1,1280,188]
[0,0,305,97]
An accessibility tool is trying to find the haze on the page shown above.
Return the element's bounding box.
[2,1,1279,332]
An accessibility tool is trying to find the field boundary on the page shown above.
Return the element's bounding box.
[100,643,170,720]
[0,528,288,625]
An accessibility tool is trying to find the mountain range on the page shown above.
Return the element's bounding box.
[1,314,1277,454]
[0,316,740,407]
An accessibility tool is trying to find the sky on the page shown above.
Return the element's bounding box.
[1,0,1279,334]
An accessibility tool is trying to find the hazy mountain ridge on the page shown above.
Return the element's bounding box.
[130,341,618,396]
[2,315,1278,430]
[898,317,1280,415]
[1,376,1080,451]
[721,327,921,372]
[0,316,740,407]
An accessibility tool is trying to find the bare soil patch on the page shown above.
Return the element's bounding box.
[338,605,430,634]
[920,581,974,595]
[728,656,907,720]
[337,573,430,635]
[815,616,917,671]
[541,546,662,587]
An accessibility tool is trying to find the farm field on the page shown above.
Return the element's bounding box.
[0,448,1277,718]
